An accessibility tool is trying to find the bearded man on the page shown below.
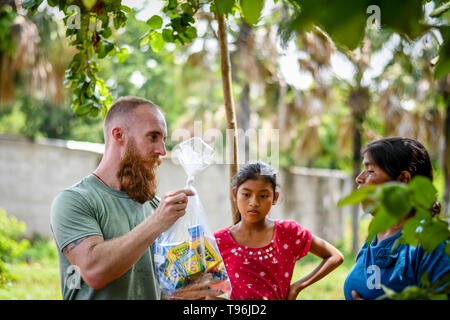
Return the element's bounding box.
[51,96,195,300]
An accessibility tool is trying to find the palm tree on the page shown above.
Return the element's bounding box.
[0,0,73,107]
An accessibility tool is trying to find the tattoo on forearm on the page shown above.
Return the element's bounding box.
[63,237,88,254]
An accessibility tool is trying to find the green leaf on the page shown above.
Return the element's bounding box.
[379,183,412,219]
[121,5,132,13]
[73,99,93,116]
[430,1,450,17]
[181,3,195,15]
[215,0,235,15]
[184,26,197,39]
[399,216,421,246]
[113,11,127,30]
[162,28,174,42]
[377,0,430,39]
[96,78,109,97]
[149,31,165,53]
[102,105,108,119]
[140,33,150,46]
[240,0,264,25]
[288,0,367,51]
[392,236,408,251]
[445,243,450,256]
[97,40,114,59]
[115,47,130,63]
[419,271,431,288]
[431,294,448,300]
[434,26,450,79]
[367,207,399,244]
[288,0,428,51]
[147,15,163,29]
[103,40,115,54]
[81,0,97,10]
[181,13,195,26]
[22,0,37,9]
[102,26,112,38]
[380,284,397,297]
[408,176,437,210]
[385,285,431,300]
[97,42,107,59]
[22,0,44,14]
[168,0,178,10]
[337,184,377,207]
[419,220,449,252]
[89,107,100,118]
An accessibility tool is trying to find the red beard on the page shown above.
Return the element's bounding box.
[117,139,161,204]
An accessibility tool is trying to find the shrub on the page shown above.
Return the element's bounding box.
[0,208,30,288]
[21,237,57,262]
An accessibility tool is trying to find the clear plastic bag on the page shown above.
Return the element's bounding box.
[154,137,232,299]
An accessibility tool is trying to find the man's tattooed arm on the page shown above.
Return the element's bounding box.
[62,237,90,255]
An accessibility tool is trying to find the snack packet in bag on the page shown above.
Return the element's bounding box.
[154,138,232,299]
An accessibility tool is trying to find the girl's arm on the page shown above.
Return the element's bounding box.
[288,235,344,300]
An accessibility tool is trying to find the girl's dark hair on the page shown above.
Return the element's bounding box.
[231,161,278,195]
[362,137,440,215]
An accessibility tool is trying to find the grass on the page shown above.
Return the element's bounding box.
[0,258,62,300]
[292,249,355,300]
[291,213,372,300]
[0,239,62,300]
[0,216,372,300]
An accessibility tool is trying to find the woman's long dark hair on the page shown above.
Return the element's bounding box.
[362,137,440,215]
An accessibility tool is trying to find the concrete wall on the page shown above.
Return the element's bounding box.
[0,135,102,238]
[0,135,353,244]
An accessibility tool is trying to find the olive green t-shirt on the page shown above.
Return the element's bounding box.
[50,175,161,300]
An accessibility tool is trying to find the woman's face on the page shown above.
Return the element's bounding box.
[356,153,393,213]
[356,153,393,188]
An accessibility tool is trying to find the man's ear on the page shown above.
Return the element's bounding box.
[111,127,126,145]
[397,170,412,184]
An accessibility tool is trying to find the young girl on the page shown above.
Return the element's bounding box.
[214,162,344,300]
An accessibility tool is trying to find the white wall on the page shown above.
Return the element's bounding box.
[0,135,353,244]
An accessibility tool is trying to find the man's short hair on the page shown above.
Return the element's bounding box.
[103,96,161,144]
[105,96,159,127]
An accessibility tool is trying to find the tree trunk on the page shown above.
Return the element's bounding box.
[351,126,362,255]
[277,80,289,153]
[437,74,450,222]
[231,21,252,164]
[444,91,450,221]
[237,82,250,163]
[348,86,370,254]
[216,11,240,224]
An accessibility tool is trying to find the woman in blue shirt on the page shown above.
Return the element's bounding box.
[344,137,450,300]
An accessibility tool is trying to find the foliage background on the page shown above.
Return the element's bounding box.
[0,0,449,300]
